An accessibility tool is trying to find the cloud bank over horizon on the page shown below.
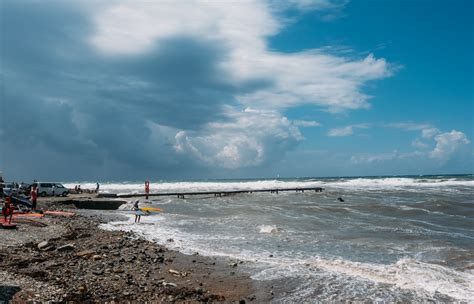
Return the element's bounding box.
[0,0,471,180]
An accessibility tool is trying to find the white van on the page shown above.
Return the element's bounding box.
[34,182,69,197]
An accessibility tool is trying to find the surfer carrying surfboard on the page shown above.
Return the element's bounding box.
[133,200,142,223]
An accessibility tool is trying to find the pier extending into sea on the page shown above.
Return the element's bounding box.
[99,187,324,199]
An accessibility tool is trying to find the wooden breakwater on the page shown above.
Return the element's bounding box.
[98,187,324,199]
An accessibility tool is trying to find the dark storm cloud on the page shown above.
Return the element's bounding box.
[0,1,272,180]
[97,37,240,129]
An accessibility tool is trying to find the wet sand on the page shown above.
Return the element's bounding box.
[0,195,271,302]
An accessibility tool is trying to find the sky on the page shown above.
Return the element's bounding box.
[0,0,473,182]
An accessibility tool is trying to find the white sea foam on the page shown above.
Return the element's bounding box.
[258,225,280,234]
[97,177,473,302]
[101,215,474,302]
[65,177,473,195]
[65,180,319,195]
[320,177,474,190]
[101,215,216,256]
[309,257,474,301]
[251,257,474,302]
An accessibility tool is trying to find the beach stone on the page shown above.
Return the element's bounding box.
[37,241,50,250]
[44,245,56,251]
[78,285,87,293]
[57,244,75,251]
[92,255,102,261]
[92,269,103,275]
[76,250,95,257]
[162,282,177,288]
[168,269,181,276]
[62,231,78,240]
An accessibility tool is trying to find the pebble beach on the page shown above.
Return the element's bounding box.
[0,195,267,303]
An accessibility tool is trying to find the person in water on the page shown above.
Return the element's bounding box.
[133,200,141,223]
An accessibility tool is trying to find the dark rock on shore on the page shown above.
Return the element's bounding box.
[0,285,21,302]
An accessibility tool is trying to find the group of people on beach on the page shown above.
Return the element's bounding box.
[73,183,100,194]
[2,184,38,224]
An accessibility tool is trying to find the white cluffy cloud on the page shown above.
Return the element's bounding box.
[87,0,394,168]
[293,120,321,127]
[411,138,429,149]
[90,1,393,112]
[327,124,370,137]
[421,128,440,139]
[174,108,302,169]
[386,122,440,138]
[352,128,470,165]
[430,130,470,160]
[387,122,470,160]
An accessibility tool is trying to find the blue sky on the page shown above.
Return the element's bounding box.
[0,0,472,181]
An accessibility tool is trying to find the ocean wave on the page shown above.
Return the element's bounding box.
[65,177,473,195]
[252,257,474,302]
[319,177,474,189]
[101,215,474,302]
[66,180,320,195]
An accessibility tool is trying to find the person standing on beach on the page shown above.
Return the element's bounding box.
[133,200,142,223]
[30,185,38,210]
[96,182,100,193]
[2,197,14,224]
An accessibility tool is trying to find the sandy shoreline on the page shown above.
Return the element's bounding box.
[0,196,271,303]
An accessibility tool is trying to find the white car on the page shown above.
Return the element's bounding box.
[34,182,69,197]
[1,183,18,195]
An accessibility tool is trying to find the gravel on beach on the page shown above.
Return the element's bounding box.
[0,197,267,303]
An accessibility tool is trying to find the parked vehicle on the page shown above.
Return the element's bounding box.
[33,182,69,197]
[1,183,18,195]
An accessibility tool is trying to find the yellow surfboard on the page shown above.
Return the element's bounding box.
[140,207,163,212]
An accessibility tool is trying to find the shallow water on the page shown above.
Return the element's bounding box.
[92,175,474,302]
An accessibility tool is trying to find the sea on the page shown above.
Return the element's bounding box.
[66,175,474,302]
